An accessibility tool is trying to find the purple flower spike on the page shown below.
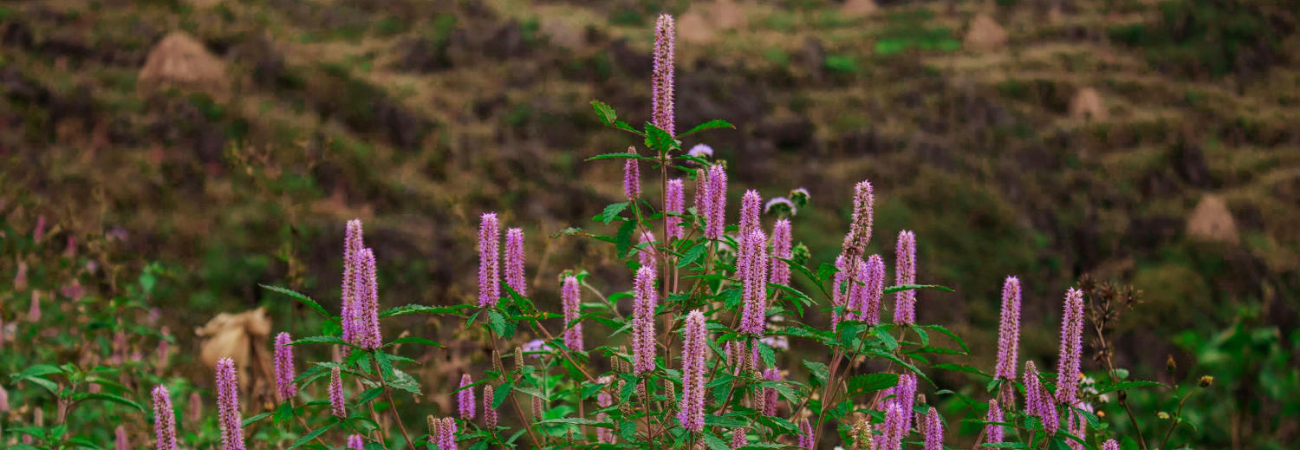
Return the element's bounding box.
[341,220,365,346]
[638,231,657,268]
[738,229,769,335]
[597,378,615,443]
[561,276,584,352]
[924,407,942,450]
[762,367,781,417]
[831,255,853,331]
[985,399,1004,446]
[478,213,500,307]
[632,266,658,375]
[880,402,906,450]
[438,417,458,450]
[1103,440,1119,450]
[695,169,713,228]
[797,418,814,449]
[483,385,498,428]
[459,374,476,420]
[688,144,713,159]
[1067,407,1087,450]
[347,435,364,450]
[740,190,762,237]
[152,385,178,450]
[893,230,917,325]
[731,428,747,449]
[505,228,527,298]
[652,14,675,136]
[0,385,8,413]
[624,147,641,200]
[329,367,346,418]
[861,254,886,326]
[1057,288,1085,405]
[705,165,728,240]
[215,358,245,450]
[116,424,128,450]
[666,178,685,240]
[354,248,382,349]
[995,276,1022,383]
[274,332,296,401]
[678,310,707,432]
[1024,361,1058,434]
[770,219,792,287]
[842,180,874,256]
[895,373,917,432]
[29,290,40,322]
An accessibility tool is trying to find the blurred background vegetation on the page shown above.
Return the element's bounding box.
[0,0,1296,447]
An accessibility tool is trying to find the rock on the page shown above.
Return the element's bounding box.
[1069,87,1107,121]
[841,0,879,17]
[137,32,230,101]
[1186,195,1239,244]
[964,13,1007,51]
[677,12,717,44]
[196,308,274,395]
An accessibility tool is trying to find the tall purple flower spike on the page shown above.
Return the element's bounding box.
[478,213,500,307]
[341,220,364,347]
[770,219,792,287]
[894,373,918,432]
[1102,440,1120,450]
[505,228,527,298]
[115,425,128,450]
[830,255,853,331]
[985,399,1005,445]
[632,266,658,375]
[329,367,346,418]
[624,147,641,200]
[274,332,296,401]
[705,165,728,239]
[638,231,657,268]
[652,14,675,136]
[597,378,615,443]
[797,418,814,449]
[995,276,1022,381]
[152,385,178,450]
[459,374,476,420]
[1057,288,1085,405]
[438,417,458,450]
[924,407,942,450]
[842,180,874,256]
[1024,361,1058,434]
[351,248,381,349]
[1067,406,1088,450]
[762,367,781,417]
[879,401,906,450]
[483,384,498,427]
[561,275,584,352]
[739,189,762,237]
[678,310,707,432]
[861,254,886,326]
[893,230,917,325]
[215,358,245,450]
[666,178,685,240]
[347,435,364,450]
[738,229,769,334]
[695,169,712,230]
[731,428,747,449]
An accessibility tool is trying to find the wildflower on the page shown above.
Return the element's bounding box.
[1057,288,1085,405]
[895,373,918,432]
[923,407,942,450]
[731,427,748,449]
[678,310,707,432]
[483,384,497,427]
[597,377,616,443]
[0,384,8,412]
[652,14,675,136]
[624,147,641,200]
[215,358,245,450]
[28,290,40,322]
[1102,440,1119,450]
[893,230,917,325]
[632,266,658,375]
[188,392,202,428]
[995,276,1022,385]
[666,178,686,240]
[522,339,553,357]
[770,219,792,287]
[152,385,178,450]
[849,420,874,450]
[985,399,1004,446]
[505,228,527,298]
[561,275,584,352]
[687,144,713,159]
[438,417,458,450]
[1067,406,1088,450]
[1024,361,1058,434]
[532,394,545,419]
[831,255,855,331]
[115,425,128,450]
[879,402,907,450]
[347,435,364,450]
[478,213,500,307]
[797,417,814,449]
[33,215,46,243]
[850,254,886,326]
[760,334,789,351]
[341,220,365,347]
[842,180,874,257]
[14,261,28,291]
[638,230,657,268]
[738,229,769,334]
[739,190,762,237]
[274,332,296,401]
[329,367,346,418]
[458,374,476,420]
[762,367,781,417]
[705,165,728,239]
[353,248,381,349]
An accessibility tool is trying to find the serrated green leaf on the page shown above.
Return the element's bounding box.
[591,100,616,125]
[262,285,334,321]
[933,363,991,378]
[644,123,678,152]
[242,412,272,427]
[291,335,351,347]
[601,202,630,224]
[384,336,445,348]
[615,220,636,257]
[1096,380,1165,394]
[356,387,385,406]
[289,421,337,449]
[703,431,730,450]
[803,360,829,387]
[82,393,145,412]
[379,304,468,318]
[847,373,899,396]
[678,119,735,137]
[676,242,708,268]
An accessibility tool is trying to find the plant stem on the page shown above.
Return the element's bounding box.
[488,331,543,449]
[373,357,416,450]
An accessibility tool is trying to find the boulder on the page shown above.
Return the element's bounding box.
[964,13,1007,51]
[1186,195,1239,244]
[137,32,230,101]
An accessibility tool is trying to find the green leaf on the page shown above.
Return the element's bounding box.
[356,387,385,406]
[922,324,971,355]
[882,284,954,294]
[261,285,334,321]
[379,304,468,318]
[678,119,735,137]
[803,360,829,387]
[703,431,731,450]
[493,382,513,409]
[388,369,423,395]
[536,417,602,425]
[383,336,445,348]
[591,100,616,125]
[704,415,746,428]
[644,123,678,152]
[290,421,337,449]
[81,393,145,412]
[242,412,272,427]
[1096,380,1165,394]
[601,202,630,224]
[291,335,351,346]
[933,363,991,378]
[676,242,708,268]
[17,365,64,379]
[615,220,636,257]
[847,373,899,396]
[487,310,515,338]
[584,153,659,162]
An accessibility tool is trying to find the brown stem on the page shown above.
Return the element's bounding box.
[289,398,334,449]
[373,358,416,450]
[488,331,542,448]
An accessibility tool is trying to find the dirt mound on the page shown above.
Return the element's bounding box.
[137,32,229,100]
[964,13,1007,51]
[1186,195,1239,244]
[1069,87,1107,121]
